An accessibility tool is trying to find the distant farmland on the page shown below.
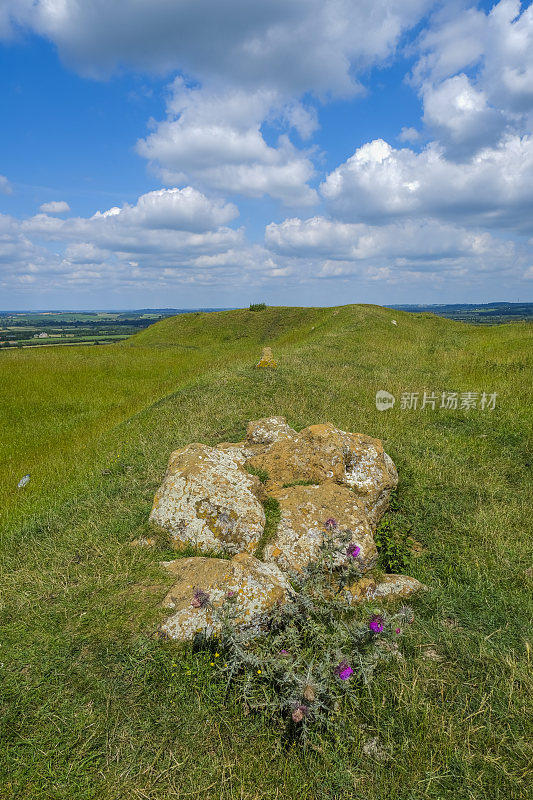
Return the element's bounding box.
[0,308,227,348]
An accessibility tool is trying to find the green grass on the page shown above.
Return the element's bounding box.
[254,496,282,560]
[0,305,531,799]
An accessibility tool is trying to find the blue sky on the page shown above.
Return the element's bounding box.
[0,0,531,310]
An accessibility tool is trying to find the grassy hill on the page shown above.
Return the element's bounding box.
[1,305,531,799]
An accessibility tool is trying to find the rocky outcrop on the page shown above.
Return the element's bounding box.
[246,423,348,489]
[215,441,256,466]
[159,553,293,640]
[214,417,295,466]
[149,417,423,632]
[149,443,265,555]
[245,423,398,525]
[264,483,377,574]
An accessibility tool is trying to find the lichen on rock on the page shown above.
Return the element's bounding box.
[256,346,277,368]
[246,416,296,445]
[342,573,427,604]
[263,483,377,574]
[246,423,347,490]
[150,417,423,631]
[159,552,293,640]
[339,431,398,526]
[244,422,397,525]
[149,443,265,555]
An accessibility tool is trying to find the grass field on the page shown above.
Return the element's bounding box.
[1,305,531,799]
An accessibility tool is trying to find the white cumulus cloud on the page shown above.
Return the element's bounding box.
[1,0,433,95]
[321,135,533,234]
[90,186,238,231]
[266,215,513,265]
[1,186,246,293]
[264,214,528,290]
[421,74,507,158]
[39,200,71,214]
[137,83,317,206]
[411,1,533,156]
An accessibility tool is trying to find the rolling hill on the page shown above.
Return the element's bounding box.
[1,305,531,799]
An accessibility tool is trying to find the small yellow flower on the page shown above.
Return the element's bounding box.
[257,669,262,674]
[210,662,215,666]
[215,653,220,657]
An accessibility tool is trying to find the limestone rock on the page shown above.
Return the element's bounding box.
[256,346,277,368]
[340,432,398,526]
[245,424,397,523]
[214,418,296,468]
[214,422,397,529]
[159,552,293,640]
[215,440,257,466]
[149,443,265,555]
[246,416,296,446]
[343,573,426,604]
[246,423,348,489]
[263,483,377,573]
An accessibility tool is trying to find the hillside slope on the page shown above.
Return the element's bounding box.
[0,306,337,524]
[1,305,531,799]
[1,304,434,523]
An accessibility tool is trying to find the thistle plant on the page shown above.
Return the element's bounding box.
[190,524,414,742]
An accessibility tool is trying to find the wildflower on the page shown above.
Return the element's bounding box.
[369,614,384,633]
[279,649,289,656]
[215,653,220,658]
[191,587,210,608]
[347,543,361,558]
[210,662,215,666]
[395,628,401,634]
[257,669,262,674]
[335,660,353,681]
[291,704,309,723]
[226,590,236,599]
[324,518,338,531]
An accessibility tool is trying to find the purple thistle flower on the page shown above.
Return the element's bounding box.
[395,628,401,634]
[347,543,361,558]
[334,659,353,681]
[369,614,384,633]
[279,649,289,655]
[225,590,236,599]
[191,587,210,608]
[324,518,338,531]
